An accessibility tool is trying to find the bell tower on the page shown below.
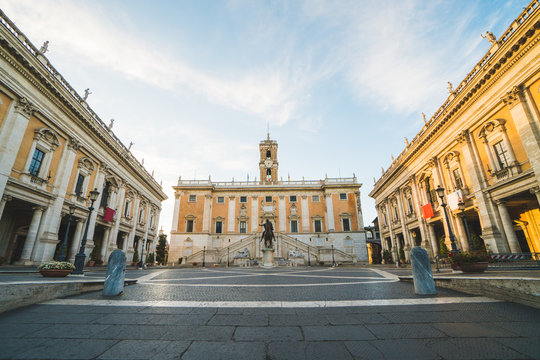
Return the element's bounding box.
[259,132,278,183]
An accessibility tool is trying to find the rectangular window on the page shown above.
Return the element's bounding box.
[407,197,414,214]
[339,193,347,200]
[28,148,45,176]
[124,201,130,217]
[314,219,322,232]
[312,195,320,202]
[189,195,196,202]
[342,218,351,231]
[75,174,85,196]
[215,221,223,234]
[289,195,297,202]
[493,141,509,169]
[239,221,247,234]
[217,196,224,203]
[452,168,463,189]
[290,220,298,233]
[186,220,194,232]
[265,196,272,203]
[240,196,247,203]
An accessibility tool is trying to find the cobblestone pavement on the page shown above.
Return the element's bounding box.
[0,267,539,359]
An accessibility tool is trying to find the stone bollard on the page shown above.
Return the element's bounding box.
[410,246,436,295]
[103,249,126,297]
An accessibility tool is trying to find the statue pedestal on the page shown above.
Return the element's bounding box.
[261,248,275,268]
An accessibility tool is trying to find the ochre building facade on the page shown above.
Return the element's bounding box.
[370,1,540,262]
[0,11,167,265]
[169,136,368,265]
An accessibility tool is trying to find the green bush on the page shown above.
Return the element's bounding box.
[146,252,155,264]
[471,233,487,252]
[439,237,449,256]
[399,247,406,262]
[89,244,100,262]
[382,250,393,264]
[132,248,140,264]
[38,261,75,270]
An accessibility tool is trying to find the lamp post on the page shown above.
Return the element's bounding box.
[307,246,311,266]
[58,206,76,262]
[227,246,229,267]
[202,246,206,267]
[331,244,335,267]
[72,188,100,275]
[435,185,458,252]
[458,200,474,251]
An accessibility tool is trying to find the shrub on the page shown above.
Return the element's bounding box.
[471,233,487,252]
[318,261,325,266]
[382,250,393,264]
[132,249,140,264]
[146,252,155,264]
[439,237,449,256]
[38,261,75,270]
[399,247,406,262]
[448,250,490,266]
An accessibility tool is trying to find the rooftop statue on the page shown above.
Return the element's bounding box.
[83,88,92,101]
[481,31,497,45]
[38,41,49,54]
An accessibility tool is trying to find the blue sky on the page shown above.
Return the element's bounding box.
[0,0,529,232]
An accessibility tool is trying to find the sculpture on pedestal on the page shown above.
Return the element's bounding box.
[260,219,275,249]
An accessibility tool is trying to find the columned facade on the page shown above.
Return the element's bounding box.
[370,3,540,259]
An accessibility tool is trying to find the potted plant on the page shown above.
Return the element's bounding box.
[146,253,155,266]
[87,246,100,267]
[192,262,198,267]
[38,261,75,277]
[132,248,140,266]
[448,250,491,273]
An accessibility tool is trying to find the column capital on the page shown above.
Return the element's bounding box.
[529,186,540,195]
[455,129,470,144]
[67,137,81,152]
[32,205,46,212]
[14,97,37,117]
[205,194,212,199]
[501,86,523,109]
[2,195,12,202]
[494,199,506,206]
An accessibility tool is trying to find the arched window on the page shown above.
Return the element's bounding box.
[266,169,272,180]
[266,150,271,158]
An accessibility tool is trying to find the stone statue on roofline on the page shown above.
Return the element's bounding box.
[83,88,92,101]
[39,41,49,54]
[481,31,497,45]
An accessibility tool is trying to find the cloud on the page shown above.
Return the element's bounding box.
[0,0,315,126]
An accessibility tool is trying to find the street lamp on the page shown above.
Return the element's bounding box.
[307,246,311,267]
[227,246,229,267]
[72,188,100,275]
[202,246,206,267]
[458,199,474,251]
[58,206,76,262]
[331,244,335,267]
[435,185,458,252]
[138,236,146,269]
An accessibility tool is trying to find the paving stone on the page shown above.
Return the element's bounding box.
[97,339,190,359]
[423,338,529,359]
[344,341,385,360]
[365,324,446,339]
[305,341,353,360]
[32,313,105,324]
[370,339,442,359]
[267,341,306,360]
[432,322,518,338]
[497,322,540,338]
[13,339,118,359]
[92,313,212,326]
[0,338,47,359]
[243,307,296,315]
[181,341,266,360]
[93,324,171,340]
[234,326,302,341]
[497,338,540,359]
[160,325,235,341]
[0,323,49,338]
[30,324,111,339]
[208,314,267,326]
[302,325,375,341]
[85,306,149,314]
[326,313,388,325]
[269,314,329,326]
[138,307,192,314]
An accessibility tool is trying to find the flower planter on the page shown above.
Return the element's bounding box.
[458,261,489,273]
[39,269,73,277]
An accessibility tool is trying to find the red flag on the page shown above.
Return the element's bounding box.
[422,203,434,219]
[103,207,115,222]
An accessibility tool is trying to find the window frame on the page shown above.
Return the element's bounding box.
[265,196,272,203]
[186,219,194,233]
[314,219,322,233]
[28,148,45,176]
[239,221,247,234]
[290,220,298,233]
[215,220,223,234]
[342,218,351,232]
[188,195,197,202]
[217,196,225,204]
[289,195,297,202]
[339,193,347,200]
[311,195,320,202]
[239,196,247,203]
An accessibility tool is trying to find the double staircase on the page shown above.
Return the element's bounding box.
[185,232,356,265]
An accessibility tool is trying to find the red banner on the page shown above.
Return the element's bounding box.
[103,207,115,222]
[422,203,434,219]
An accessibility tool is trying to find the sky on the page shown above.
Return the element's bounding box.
[0,0,530,234]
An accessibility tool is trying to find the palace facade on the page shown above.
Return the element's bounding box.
[169,135,368,265]
[370,1,540,262]
[0,11,167,265]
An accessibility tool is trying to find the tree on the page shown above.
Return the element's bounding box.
[156,233,168,265]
